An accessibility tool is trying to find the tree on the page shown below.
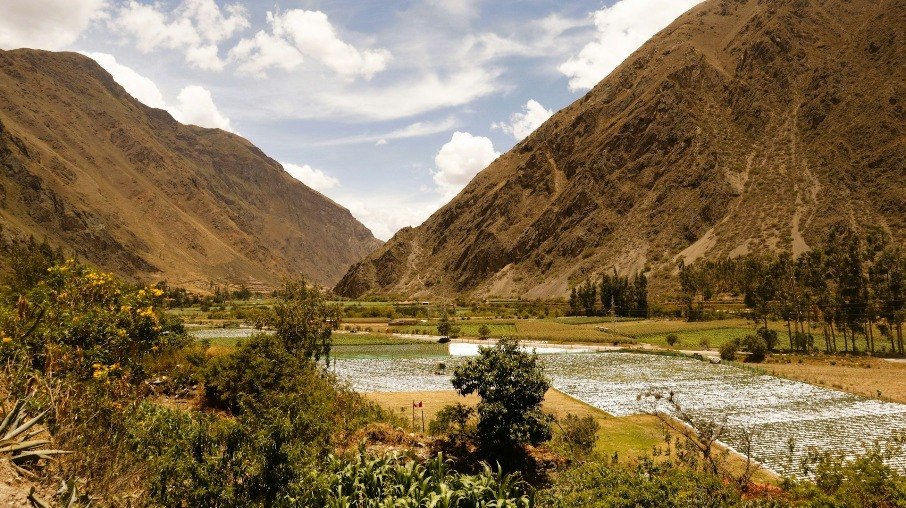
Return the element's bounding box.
[437,313,452,337]
[451,338,553,458]
[477,324,491,340]
[272,278,339,364]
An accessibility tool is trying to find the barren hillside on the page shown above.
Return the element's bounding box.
[336,0,904,299]
[0,49,382,289]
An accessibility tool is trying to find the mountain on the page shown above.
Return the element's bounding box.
[0,49,382,290]
[336,0,905,299]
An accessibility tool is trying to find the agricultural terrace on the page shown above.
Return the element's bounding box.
[333,349,906,477]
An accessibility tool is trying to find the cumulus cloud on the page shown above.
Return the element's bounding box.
[110,0,249,71]
[433,132,499,198]
[229,9,391,80]
[559,0,703,91]
[280,162,340,193]
[87,52,233,131]
[492,99,553,141]
[0,0,107,50]
[169,86,233,131]
[336,193,443,241]
[81,52,167,109]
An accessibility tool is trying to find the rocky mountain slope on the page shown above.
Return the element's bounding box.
[336,0,904,299]
[0,49,382,290]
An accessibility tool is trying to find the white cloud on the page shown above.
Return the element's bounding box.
[229,9,390,80]
[0,0,107,50]
[335,193,443,241]
[559,0,703,91]
[312,117,458,146]
[280,162,340,193]
[168,85,233,131]
[111,0,249,71]
[86,52,233,131]
[317,68,502,121]
[492,99,553,141]
[433,131,499,198]
[81,52,167,109]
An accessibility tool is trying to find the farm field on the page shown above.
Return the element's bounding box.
[760,355,906,404]
[334,350,906,477]
[367,389,669,462]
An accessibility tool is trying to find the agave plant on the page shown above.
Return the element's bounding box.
[0,397,69,476]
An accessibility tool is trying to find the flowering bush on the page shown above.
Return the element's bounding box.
[0,260,187,380]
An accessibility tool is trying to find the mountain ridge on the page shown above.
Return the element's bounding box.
[0,49,382,290]
[336,0,904,299]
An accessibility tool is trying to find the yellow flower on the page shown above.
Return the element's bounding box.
[151,288,164,297]
[139,307,154,318]
[2,336,12,344]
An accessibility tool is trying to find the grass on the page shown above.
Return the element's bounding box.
[365,388,776,482]
[364,389,663,460]
[758,355,906,404]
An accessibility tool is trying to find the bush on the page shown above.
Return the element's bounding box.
[478,324,491,340]
[757,327,778,351]
[537,459,740,508]
[203,334,320,413]
[719,340,739,361]
[666,334,680,346]
[560,413,600,455]
[451,338,553,458]
[0,259,188,381]
[742,334,768,363]
[428,402,474,438]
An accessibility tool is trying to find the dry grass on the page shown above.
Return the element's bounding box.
[364,388,776,482]
[760,355,906,404]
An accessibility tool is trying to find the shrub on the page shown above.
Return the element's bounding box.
[272,278,339,363]
[428,402,474,438]
[742,334,768,363]
[537,459,740,507]
[757,327,778,351]
[478,324,491,340]
[719,340,739,361]
[451,338,553,459]
[0,260,188,380]
[666,334,680,346]
[561,413,600,455]
[202,334,319,413]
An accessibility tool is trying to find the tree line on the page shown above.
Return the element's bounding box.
[569,270,648,318]
[679,226,905,355]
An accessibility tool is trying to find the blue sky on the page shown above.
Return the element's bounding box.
[0,0,701,239]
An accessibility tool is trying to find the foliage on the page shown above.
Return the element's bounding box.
[788,434,906,507]
[0,259,188,380]
[666,334,680,347]
[438,313,452,336]
[569,271,648,318]
[478,324,491,340]
[429,402,475,440]
[537,459,740,508]
[757,327,778,351]
[559,413,599,455]
[309,450,533,507]
[719,340,738,361]
[0,397,68,476]
[741,334,767,363]
[451,338,553,458]
[202,333,320,413]
[678,227,906,355]
[272,278,340,364]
